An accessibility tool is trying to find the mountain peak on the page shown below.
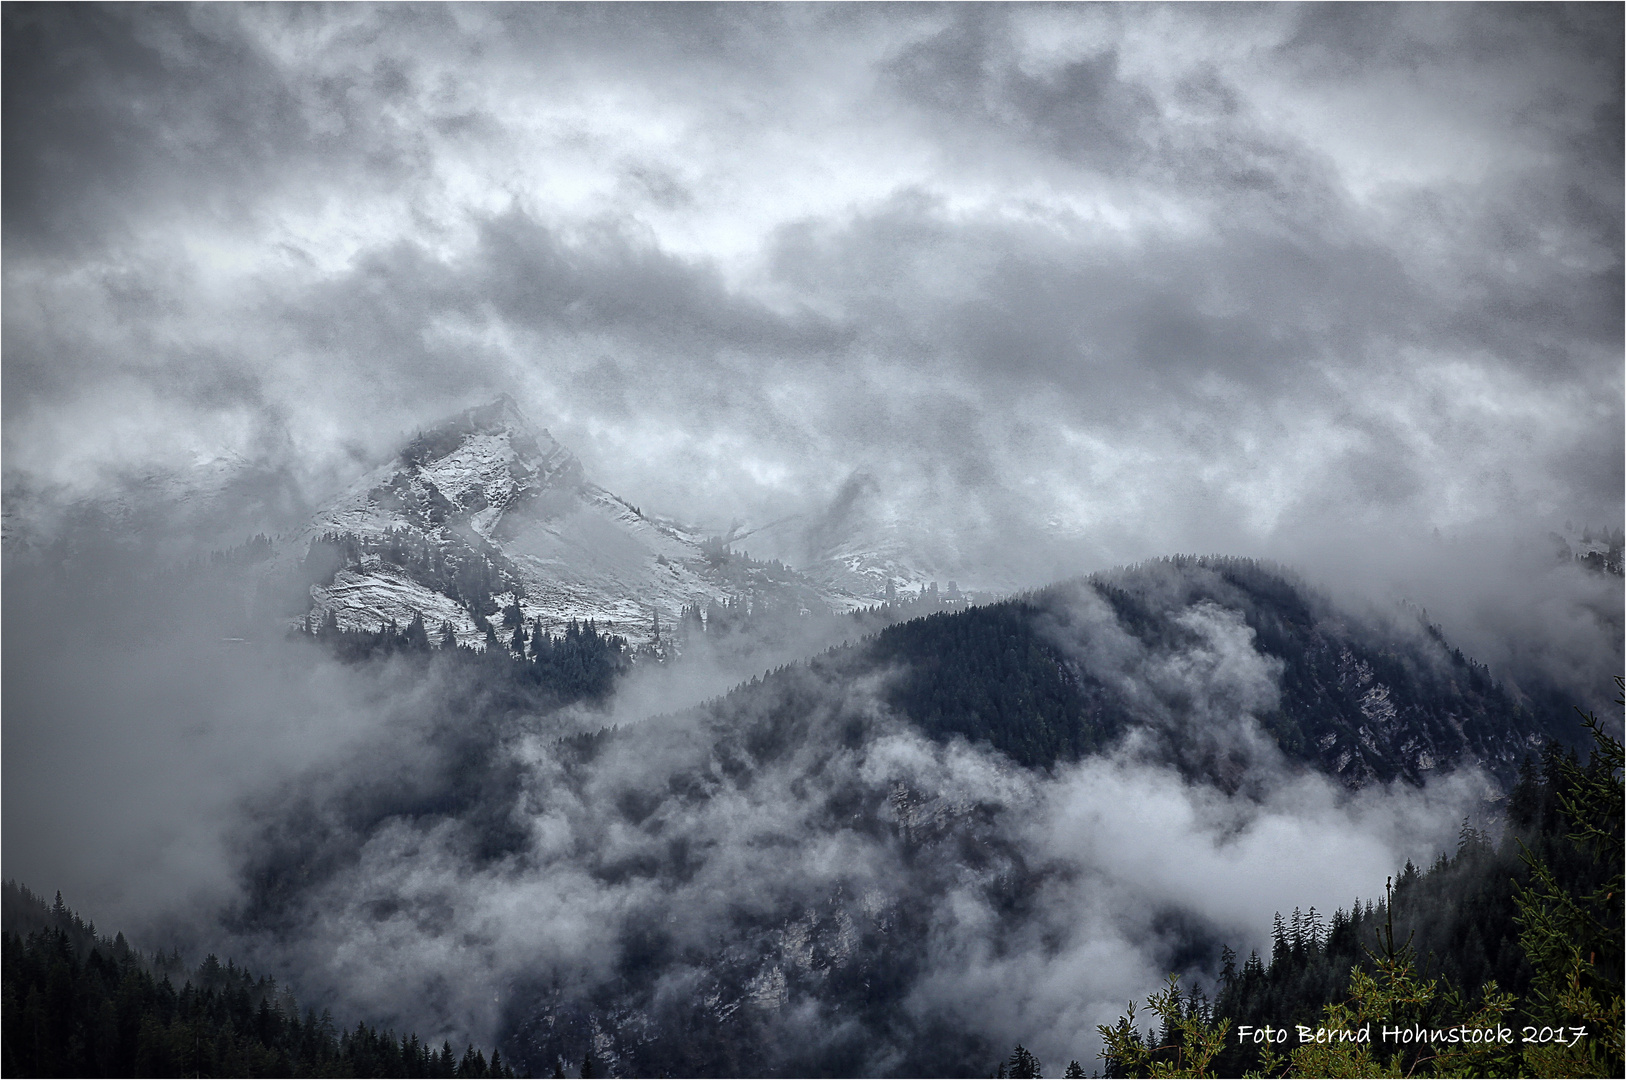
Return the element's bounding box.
[461,393,529,433]
[400,394,563,472]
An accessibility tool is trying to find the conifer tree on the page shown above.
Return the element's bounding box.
[1006,1043,1041,1078]
[1514,693,1625,1077]
[404,612,430,651]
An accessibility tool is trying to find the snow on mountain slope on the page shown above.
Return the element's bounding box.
[293,396,868,646]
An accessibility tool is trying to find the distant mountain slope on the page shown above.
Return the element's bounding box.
[288,396,868,647]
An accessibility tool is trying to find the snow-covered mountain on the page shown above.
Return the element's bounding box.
[290,396,873,647]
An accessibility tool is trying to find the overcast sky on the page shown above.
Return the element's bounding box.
[2,9,1621,1061]
[4,2,1621,587]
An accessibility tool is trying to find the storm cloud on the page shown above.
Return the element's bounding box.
[4,4,1619,579]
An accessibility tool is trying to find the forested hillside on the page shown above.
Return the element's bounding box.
[868,557,1557,786]
[12,555,1604,1078]
[1089,703,1624,1079]
[300,604,631,711]
[1,883,516,1078]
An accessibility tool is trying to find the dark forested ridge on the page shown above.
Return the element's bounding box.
[0,883,516,1078]
[867,599,1125,769]
[866,556,1558,786]
[398,554,1564,795]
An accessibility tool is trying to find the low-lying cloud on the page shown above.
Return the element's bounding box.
[219,642,1481,1073]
